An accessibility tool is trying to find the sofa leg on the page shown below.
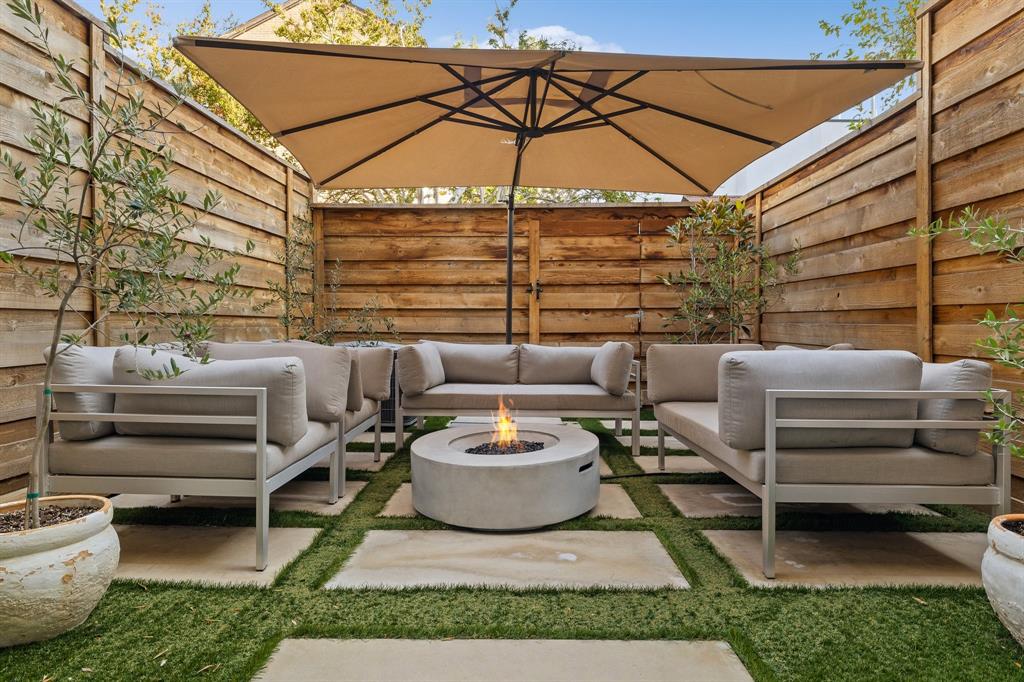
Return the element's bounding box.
[762,494,776,580]
[614,418,622,436]
[373,414,383,463]
[416,416,424,429]
[657,426,665,472]
[170,495,182,503]
[256,486,269,572]
[395,407,405,452]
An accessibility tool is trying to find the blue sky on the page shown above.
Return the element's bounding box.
[78,0,862,60]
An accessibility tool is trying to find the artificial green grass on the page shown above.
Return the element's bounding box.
[3,416,1022,681]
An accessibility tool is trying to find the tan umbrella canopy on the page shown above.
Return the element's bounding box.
[174,38,919,340]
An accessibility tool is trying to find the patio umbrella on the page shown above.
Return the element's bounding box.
[173,39,919,342]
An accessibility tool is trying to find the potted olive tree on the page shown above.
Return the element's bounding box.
[918,207,1024,646]
[0,0,249,647]
[660,196,799,343]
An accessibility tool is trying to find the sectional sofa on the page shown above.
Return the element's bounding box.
[42,340,392,570]
[395,340,641,455]
[646,344,1011,578]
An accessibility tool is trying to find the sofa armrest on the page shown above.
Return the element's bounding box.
[48,383,273,477]
[646,344,761,404]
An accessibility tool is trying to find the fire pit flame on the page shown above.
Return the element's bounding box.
[463,397,545,455]
[491,397,518,449]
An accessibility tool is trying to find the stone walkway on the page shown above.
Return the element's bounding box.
[634,455,719,474]
[660,483,939,518]
[380,482,640,519]
[255,639,752,681]
[325,530,690,590]
[113,480,367,516]
[705,530,986,588]
[113,525,319,586]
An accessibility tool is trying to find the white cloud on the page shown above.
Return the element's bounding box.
[524,25,624,53]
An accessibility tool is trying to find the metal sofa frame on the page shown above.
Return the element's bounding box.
[394,360,643,457]
[41,383,366,571]
[656,388,1012,579]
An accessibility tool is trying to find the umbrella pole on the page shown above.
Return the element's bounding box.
[505,186,515,344]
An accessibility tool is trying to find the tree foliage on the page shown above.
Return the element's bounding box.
[812,0,920,129]
[660,197,798,344]
[1,0,252,526]
[914,207,1024,459]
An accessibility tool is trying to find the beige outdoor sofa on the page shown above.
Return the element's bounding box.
[41,340,393,570]
[646,344,1012,578]
[395,340,641,454]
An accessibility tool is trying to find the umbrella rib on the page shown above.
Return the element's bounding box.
[552,72,779,148]
[547,78,711,194]
[319,71,529,186]
[420,98,521,132]
[441,64,523,126]
[546,104,646,134]
[274,71,519,137]
[542,70,648,131]
[552,60,918,73]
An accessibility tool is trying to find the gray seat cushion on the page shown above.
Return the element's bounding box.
[656,402,993,486]
[112,347,308,447]
[46,344,120,441]
[345,398,379,430]
[49,421,336,480]
[425,340,519,384]
[646,344,761,403]
[402,383,635,412]
[590,341,634,396]
[205,340,352,421]
[916,359,991,456]
[518,344,598,384]
[397,343,445,396]
[718,350,922,450]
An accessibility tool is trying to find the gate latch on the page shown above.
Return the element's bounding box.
[525,280,543,300]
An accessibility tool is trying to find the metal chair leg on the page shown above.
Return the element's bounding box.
[614,418,622,436]
[657,425,665,471]
[373,414,382,463]
[762,493,776,579]
[256,486,269,572]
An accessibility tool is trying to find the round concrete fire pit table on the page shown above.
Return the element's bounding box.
[411,425,600,530]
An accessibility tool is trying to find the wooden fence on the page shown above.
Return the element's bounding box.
[745,0,1024,510]
[0,0,308,493]
[316,202,695,351]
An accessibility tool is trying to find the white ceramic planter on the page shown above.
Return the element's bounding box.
[982,513,1024,647]
[0,495,120,648]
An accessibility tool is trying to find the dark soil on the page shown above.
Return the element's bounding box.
[0,504,94,533]
[1002,519,1024,536]
[465,440,545,455]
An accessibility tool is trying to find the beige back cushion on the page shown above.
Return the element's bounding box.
[112,347,308,446]
[518,344,598,384]
[646,344,761,403]
[205,341,351,421]
[916,359,991,456]
[590,342,634,396]
[718,350,922,450]
[353,346,394,400]
[775,343,855,351]
[397,343,446,396]
[425,340,519,384]
[45,344,119,441]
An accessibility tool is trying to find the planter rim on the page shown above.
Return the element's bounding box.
[989,513,1024,562]
[0,495,111,537]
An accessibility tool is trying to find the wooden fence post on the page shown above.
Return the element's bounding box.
[312,205,325,334]
[915,11,934,361]
[88,23,107,346]
[528,218,540,344]
[752,191,763,344]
